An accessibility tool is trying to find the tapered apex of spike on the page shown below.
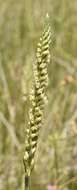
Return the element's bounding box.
[45,13,50,23]
[44,13,50,28]
[46,13,49,19]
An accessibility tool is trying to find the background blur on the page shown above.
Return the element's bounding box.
[0,0,77,190]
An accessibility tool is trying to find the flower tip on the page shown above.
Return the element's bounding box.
[46,13,49,20]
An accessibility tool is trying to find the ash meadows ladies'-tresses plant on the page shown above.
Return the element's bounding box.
[23,14,51,189]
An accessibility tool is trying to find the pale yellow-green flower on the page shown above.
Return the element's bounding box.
[23,14,51,188]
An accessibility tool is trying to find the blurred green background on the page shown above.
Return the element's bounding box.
[0,0,77,190]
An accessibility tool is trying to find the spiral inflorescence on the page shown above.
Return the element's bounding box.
[23,14,51,188]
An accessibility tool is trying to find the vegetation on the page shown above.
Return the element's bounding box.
[0,0,77,190]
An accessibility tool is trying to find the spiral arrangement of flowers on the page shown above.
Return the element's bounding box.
[23,14,51,188]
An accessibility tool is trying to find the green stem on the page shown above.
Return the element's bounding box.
[25,176,30,190]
